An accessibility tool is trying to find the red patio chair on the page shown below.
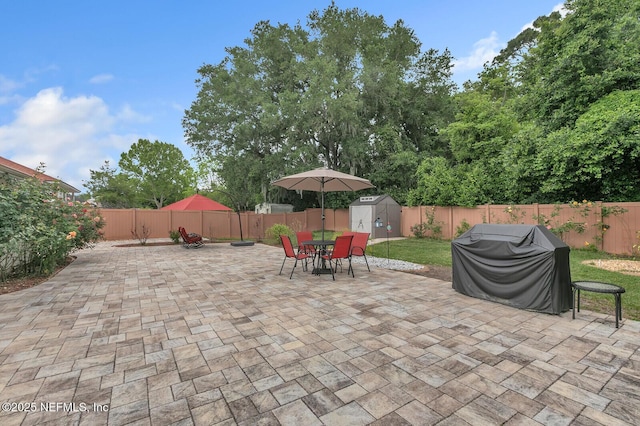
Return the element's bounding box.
[178,227,204,248]
[350,232,371,272]
[295,231,316,256]
[279,235,310,279]
[321,234,354,280]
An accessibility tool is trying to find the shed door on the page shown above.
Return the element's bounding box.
[351,206,372,234]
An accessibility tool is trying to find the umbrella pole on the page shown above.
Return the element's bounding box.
[321,180,325,241]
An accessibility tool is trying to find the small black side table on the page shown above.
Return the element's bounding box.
[572,281,625,328]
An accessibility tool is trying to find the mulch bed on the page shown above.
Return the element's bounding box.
[0,256,75,295]
[406,265,453,282]
[114,242,180,247]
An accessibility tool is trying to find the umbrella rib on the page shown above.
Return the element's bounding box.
[326,177,356,191]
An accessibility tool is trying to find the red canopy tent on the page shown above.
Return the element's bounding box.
[161,194,232,211]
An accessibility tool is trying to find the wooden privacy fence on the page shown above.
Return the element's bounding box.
[401,202,640,256]
[101,208,327,242]
[100,201,640,255]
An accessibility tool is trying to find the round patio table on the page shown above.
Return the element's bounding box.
[572,281,625,328]
[303,240,335,275]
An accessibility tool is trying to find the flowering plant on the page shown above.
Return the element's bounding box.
[51,198,105,251]
[0,174,105,281]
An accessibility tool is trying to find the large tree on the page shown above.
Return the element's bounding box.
[535,90,640,201]
[118,139,195,208]
[518,0,640,201]
[86,140,195,209]
[183,4,456,207]
[83,160,138,208]
[519,0,640,131]
[412,0,640,205]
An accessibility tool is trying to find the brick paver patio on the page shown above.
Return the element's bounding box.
[0,240,638,425]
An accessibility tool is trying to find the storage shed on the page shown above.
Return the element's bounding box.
[349,195,401,238]
[451,224,572,314]
[254,203,294,214]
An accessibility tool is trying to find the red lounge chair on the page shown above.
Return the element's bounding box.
[321,234,354,280]
[178,227,204,248]
[279,235,309,279]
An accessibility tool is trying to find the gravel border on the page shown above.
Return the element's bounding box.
[351,255,424,271]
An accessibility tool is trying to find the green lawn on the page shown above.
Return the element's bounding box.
[365,237,640,321]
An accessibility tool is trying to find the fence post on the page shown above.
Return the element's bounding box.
[449,206,454,239]
[596,201,603,251]
[260,214,265,241]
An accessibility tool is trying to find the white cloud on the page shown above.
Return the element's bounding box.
[89,73,114,84]
[0,75,22,93]
[552,3,568,16]
[453,31,503,73]
[454,3,568,81]
[116,104,152,123]
[0,93,23,107]
[0,87,143,190]
[520,3,568,33]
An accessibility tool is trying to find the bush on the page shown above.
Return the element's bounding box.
[455,219,471,238]
[0,175,105,281]
[131,224,151,245]
[410,206,443,239]
[169,229,181,244]
[410,222,429,238]
[265,223,294,244]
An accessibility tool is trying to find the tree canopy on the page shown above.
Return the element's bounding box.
[183,3,456,207]
[85,139,195,209]
[182,0,640,209]
[415,0,640,205]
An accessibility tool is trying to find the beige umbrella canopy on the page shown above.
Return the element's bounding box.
[272,167,374,239]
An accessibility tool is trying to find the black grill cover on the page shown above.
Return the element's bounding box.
[451,224,571,314]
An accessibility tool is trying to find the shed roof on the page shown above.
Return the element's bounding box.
[349,194,399,206]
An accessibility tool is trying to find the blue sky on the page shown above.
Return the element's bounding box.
[0,1,564,192]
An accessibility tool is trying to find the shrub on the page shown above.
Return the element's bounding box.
[131,224,151,245]
[410,206,443,239]
[410,222,429,238]
[169,229,181,244]
[265,223,294,244]
[0,175,105,281]
[455,219,471,238]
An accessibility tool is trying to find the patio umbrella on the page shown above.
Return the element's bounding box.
[272,167,374,240]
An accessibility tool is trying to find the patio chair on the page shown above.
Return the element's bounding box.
[296,230,318,266]
[350,232,371,272]
[335,231,356,271]
[321,234,354,280]
[279,235,310,279]
[178,227,204,249]
[296,231,316,255]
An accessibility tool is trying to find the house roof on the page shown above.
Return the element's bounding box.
[0,156,80,193]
